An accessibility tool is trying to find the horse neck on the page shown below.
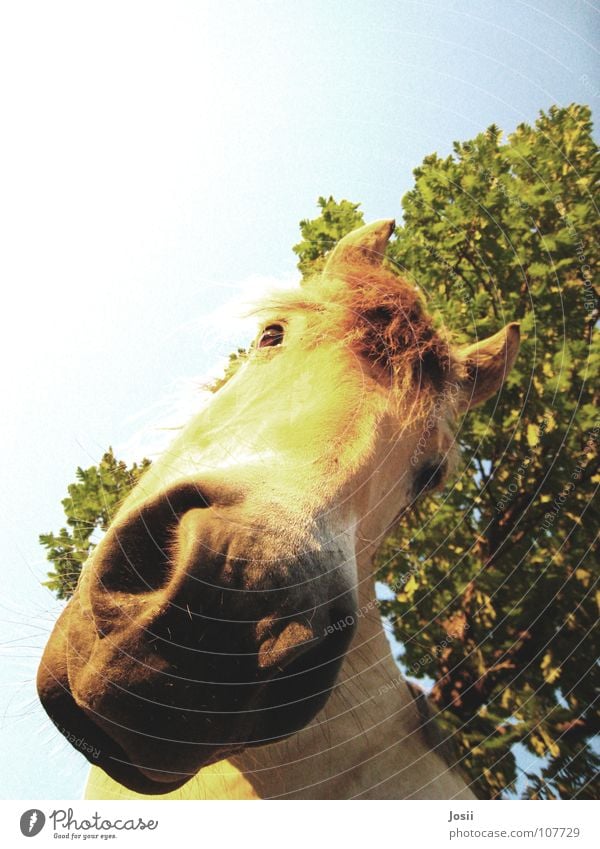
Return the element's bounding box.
[225,552,475,800]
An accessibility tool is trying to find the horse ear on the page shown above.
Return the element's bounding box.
[323,219,395,274]
[456,322,520,411]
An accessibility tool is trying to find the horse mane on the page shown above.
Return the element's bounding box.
[256,260,465,410]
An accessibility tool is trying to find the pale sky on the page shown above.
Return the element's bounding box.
[0,0,597,799]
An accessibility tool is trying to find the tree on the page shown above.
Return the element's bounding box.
[378,104,599,800]
[40,449,151,600]
[293,195,364,276]
[300,105,598,799]
[42,103,598,798]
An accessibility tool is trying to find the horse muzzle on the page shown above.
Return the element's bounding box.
[37,484,357,793]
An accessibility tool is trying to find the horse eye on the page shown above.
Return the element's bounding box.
[257,324,285,348]
[414,461,446,495]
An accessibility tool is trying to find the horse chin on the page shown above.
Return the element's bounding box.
[93,629,351,793]
[38,668,240,795]
[37,673,192,795]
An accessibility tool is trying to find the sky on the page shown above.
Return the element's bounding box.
[0,0,597,799]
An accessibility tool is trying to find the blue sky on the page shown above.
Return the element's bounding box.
[1,0,597,799]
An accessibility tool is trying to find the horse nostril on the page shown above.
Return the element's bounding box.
[93,484,212,596]
[256,618,318,671]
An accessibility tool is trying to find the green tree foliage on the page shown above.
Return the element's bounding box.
[40,449,151,599]
[42,103,598,798]
[299,104,599,799]
[293,195,364,276]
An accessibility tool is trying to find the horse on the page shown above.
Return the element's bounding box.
[38,220,519,799]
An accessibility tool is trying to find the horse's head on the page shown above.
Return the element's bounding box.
[38,221,519,793]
